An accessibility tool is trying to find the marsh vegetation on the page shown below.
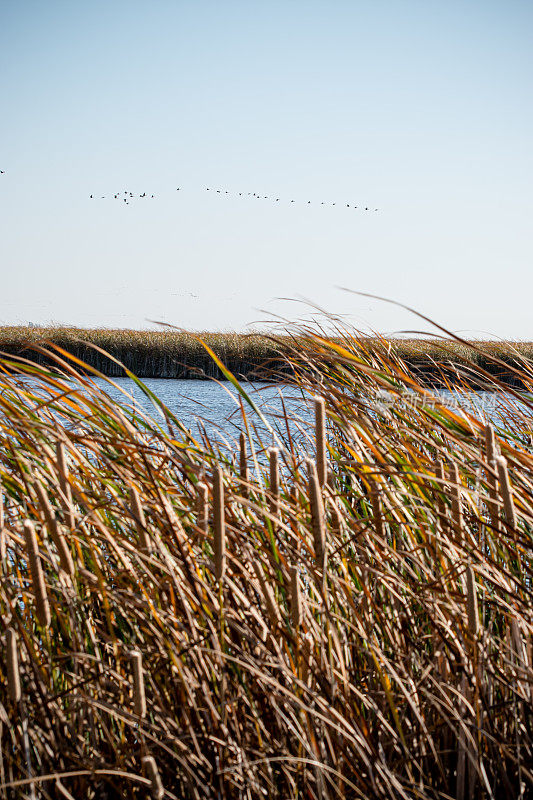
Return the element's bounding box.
[1,321,533,798]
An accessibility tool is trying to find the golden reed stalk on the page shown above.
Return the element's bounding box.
[290,565,301,633]
[23,520,51,629]
[56,441,75,530]
[307,458,326,571]
[6,627,21,704]
[239,432,249,498]
[129,486,151,553]
[195,481,209,537]
[131,650,146,718]
[314,396,327,488]
[449,463,464,545]
[484,424,500,533]
[213,465,226,582]
[34,482,74,576]
[142,755,164,800]
[496,456,516,529]
[268,447,280,519]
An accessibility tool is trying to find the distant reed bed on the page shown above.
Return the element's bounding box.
[1,324,532,381]
[1,320,533,798]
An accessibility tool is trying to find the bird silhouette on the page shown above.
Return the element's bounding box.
[89,195,93,198]
[0,170,5,174]
[291,200,295,203]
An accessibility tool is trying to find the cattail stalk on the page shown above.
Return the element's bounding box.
[142,755,164,800]
[129,486,151,553]
[23,520,51,628]
[449,463,464,545]
[56,441,75,530]
[370,482,384,539]
[0,490,6,566]
[34,482,74,576]
[196,481,209,537]
[239,432,249,498]
[253,563,281,629]
[55,780,76,800]
[131,650,146,718]
[496,456,516,529]
[213,466,226,582]
[307,459,326,572]
[314,397,327,488]
[466,564,479,640]
[484,425,500,533]
[326,469,342,537]
[290,565,301,633]
[434,460,447,533]
[7,627,21,704]
[268,448,280,519]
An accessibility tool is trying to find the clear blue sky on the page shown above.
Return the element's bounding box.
[1,1,532,337]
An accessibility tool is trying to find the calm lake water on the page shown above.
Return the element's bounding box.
[89,377,509,449]
[92,378,312,450]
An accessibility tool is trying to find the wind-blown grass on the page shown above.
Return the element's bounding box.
[0,319,532,799]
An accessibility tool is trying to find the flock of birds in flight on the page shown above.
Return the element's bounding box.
[0,169,379,211]
[88,186,379,211]
[0,171,379,211]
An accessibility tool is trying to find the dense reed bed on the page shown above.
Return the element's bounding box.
[1,325,532,382]
[1,322,533,799]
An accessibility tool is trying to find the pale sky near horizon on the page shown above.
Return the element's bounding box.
[1,1,532,338]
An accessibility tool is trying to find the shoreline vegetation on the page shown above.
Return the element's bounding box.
[1,325,533,386]
[1,321,532,798]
